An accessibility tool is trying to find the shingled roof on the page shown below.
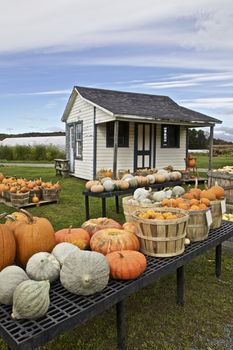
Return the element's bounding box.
[63,86,222,125]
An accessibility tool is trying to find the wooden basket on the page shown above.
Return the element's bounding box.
[41,188,60,201]
[3,190,11,202]
[29,188,42,201]
[186,209,210,242]
[226,204,233,214]
[122,196,159,222]
[132,208,189,257]
[210,200,223,229]
[10,192,30,206]
[208,171,233,204]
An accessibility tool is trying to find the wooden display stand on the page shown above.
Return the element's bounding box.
[54,159,69,177]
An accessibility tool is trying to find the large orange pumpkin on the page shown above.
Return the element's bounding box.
[90,228,140,255]
[0,213,16,271]
[12,210,56,268]
[5,210,29,231]
[210,183,225,200]
[106,250,147,280]
[55,226,90,249]
[81,217,122,237]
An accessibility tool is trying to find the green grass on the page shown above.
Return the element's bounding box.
[194,153,233,169]
[0,165,233,350]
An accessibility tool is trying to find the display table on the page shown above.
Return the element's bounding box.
[82,180,182,220]
[1,221,233,350]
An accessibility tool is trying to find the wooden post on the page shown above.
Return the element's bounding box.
[93,107,97,179]
[186,127,189,160]
[208,125,214,170]
[113,120,119,179]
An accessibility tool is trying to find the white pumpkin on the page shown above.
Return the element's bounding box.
[60,250,110,296]
[146,174,155,184]
[170,171,182,181]
[133,188,151,202]
[101,177,112,185]
[103,180,115,192]
[26,252,60,283]
[12,280,50,320]
[0,266,29,305]
[152,189,168,202]
[172,186,185,197]
[52,242,80,265]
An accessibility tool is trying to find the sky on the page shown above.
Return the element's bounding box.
[0,0,233,140]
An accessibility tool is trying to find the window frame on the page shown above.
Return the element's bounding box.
[161,124,180,148]
[75,121,83,160]
[106,121,129,148]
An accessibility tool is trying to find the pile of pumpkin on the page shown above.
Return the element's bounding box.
[86,169,182,193]
[0,211,146,321]
[0,172,61,203]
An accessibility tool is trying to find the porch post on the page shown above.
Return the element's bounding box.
[186,127,189,159]
[93,107,97,179]
[208,125,214,170]
[113,120,119,179]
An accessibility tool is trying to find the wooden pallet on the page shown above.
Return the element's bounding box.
[0,197,59,209]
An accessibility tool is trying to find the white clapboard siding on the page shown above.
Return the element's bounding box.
[96,122,134,173]
[95,108,114,123]
[66,94,94,180]
[155,125,186,169]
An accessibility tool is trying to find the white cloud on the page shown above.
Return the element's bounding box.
[0,90,71,97]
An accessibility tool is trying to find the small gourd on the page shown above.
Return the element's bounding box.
[0,266,29,305]
[60,250,109,296]
[52,242,80,265]
[31,194,39,203]
[12,280,50,320]
[103,180,115,192]
[172,186,185,197]
[26,252,60,283]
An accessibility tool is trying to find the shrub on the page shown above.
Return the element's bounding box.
[0,145,65,162]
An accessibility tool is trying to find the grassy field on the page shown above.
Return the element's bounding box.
[0,165,233,350]
[194,153,233,169]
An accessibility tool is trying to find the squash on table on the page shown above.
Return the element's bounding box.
[0,213,16,271]
[103,179,115,192]
[91,184,104,193]
[106,250,147,280]
[52,242,80,265]
[90,228,140,255]
[81,217,122,238]
[26,252,60,283]
[12,280,50,320]
[60,250,109,296]
[55,226,90,249]
[12,209,56,268]
[0,266,29,305]
[85,180,100,191]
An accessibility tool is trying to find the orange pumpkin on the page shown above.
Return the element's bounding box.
[31,194,39,203]
[55,226,90,249]
[12,210,56,268]
[189,188,202,199]
[106,250,147,280]
[5,210,30,231]
[81,217,122,237]
[0,213,16,271]
[122,222,138,235]
[200,198,210,207]
[200,189,216,201]
[90,228,140,255]
[210,183,225,200]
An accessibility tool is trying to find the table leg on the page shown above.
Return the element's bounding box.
[215,244,222,278]
[115,196,119,213]
[176,266,184,306]
[85,195,90,220]
[102,197,106,217]
[116,300,126,350]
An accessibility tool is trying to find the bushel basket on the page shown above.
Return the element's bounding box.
[123,196,158,222]
[186,209,210,242]
[10,192,30,207]
[132,208,189,257]
[41,188,60,201]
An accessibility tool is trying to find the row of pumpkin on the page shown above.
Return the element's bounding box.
[0,212,146,321]
[86,170,182,193]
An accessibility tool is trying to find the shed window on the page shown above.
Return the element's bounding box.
[106,121,129,148]
[75,121,83,159]
[161,125,180,148]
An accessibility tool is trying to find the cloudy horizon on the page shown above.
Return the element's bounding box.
[0,0,232,140]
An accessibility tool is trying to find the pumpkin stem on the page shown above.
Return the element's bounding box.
[118,252,125,258]
[19,209,34,224]
[195,177,198,189]
[5,214,16,222]
[0,212,9,220]
[204,181,209,190]
[68,225,73,234]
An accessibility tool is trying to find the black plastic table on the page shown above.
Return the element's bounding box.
[83,181,182,220]
[1,221,233,350]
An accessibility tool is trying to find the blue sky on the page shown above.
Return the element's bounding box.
[0,0,233,140]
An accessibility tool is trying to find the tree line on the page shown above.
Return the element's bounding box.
[188,129,232,149]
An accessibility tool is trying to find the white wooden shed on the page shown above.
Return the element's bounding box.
[61,86,221,180]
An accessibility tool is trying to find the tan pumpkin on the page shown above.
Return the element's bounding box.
[0,213,16,271]
[154,174,166,183]
[12,210,56,268]
[90,228,140,255]
[114,180,129,191]
[85,181,100,191]
[106,250,147,280]
[81,217,122,237]
[90,184,104,193]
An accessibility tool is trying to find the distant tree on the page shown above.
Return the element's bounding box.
[188,129,208,149]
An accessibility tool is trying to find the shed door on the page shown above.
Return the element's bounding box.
[69,125,75,173]
[134,123,152,171]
